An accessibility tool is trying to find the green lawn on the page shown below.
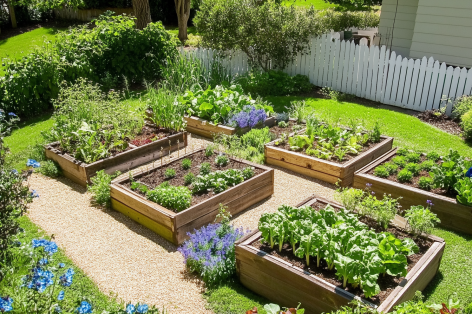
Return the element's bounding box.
[268,96,472,157]
[283,0,338,9]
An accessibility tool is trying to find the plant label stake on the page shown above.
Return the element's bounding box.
[177,140,180,158]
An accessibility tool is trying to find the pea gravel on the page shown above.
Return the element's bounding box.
[26,133,336,313]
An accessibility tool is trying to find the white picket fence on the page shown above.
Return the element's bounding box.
[182,33,472,115]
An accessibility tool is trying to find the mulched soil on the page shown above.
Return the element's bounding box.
[366,154,455,199]
[130,125,172,147]
[122,150,265,211]
[251,200,433,306]
[268,120,302,139]
[275,138,381,164]
[416,110,463,136]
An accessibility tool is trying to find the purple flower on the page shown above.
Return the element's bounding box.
[8,112,17,117]
[60,269,75,287]
[31,190,40,198]
[366,183,372,188]
[426,200,434,207]
[228,106,267,129]
[371,191,375,195]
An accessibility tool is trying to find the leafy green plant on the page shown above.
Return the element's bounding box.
[88,170,121,208]
[164,168,176,179]
[259,203,417,299]
[392,156,407,168]
[418,177,433,191]
[290,100,308,124]
[184,172,196,185]
[426,151,441,162]
[455,178,472,206]
[182,158,192,170]
[397,169,413,183]
[215,155,229,167]
[452,95,472,119]
[242,167,255,180]
[278,121,288,128]
[405,152,421,164]
[405,205,441,236]
[200,162,212,175]
[384,162,399,175]
[321,87,355,102]
[405,163,420,176]
[369,122,382,143]
[192,167,252,194]
[131,181,149,194]
[205,144,215,157]
[360,193,400,229]
[430,149,472,192]
[147,183,192,212]
[177,85,273,125]
[461,110,472,141]
[44,79,144,164]
[396,148,409,156]
[38,160,62,178]
[373,165,389,178]
[335,187,364,212]
[420,160,435,172]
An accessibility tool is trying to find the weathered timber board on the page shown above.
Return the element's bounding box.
[44,132,187,186]
[110,149,274,245]
[265,135,393,187]
[236,196,445,313]
[353,149,472,235]
[185,115,276,139]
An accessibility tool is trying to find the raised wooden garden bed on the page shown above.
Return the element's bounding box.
[45,132,187,186]
[353,148,472,235]
[235,196,445,314]
[109,148,274,245]
[264,133,393,187]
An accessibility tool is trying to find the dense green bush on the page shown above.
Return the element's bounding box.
[236,70,312,96]
[195,0,380,71]
[0,14,177,117]
[452,96,472,120]
[461,110,472,141]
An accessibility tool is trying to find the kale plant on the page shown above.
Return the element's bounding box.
[147,184,192,212]
[430,149,472,193]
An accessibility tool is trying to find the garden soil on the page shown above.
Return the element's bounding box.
[26,133,335,313]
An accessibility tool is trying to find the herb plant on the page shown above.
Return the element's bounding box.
[146,86,187,132]
[228,106,267,129]
[192,167,254,194]
[396,148,409,156]
[182,158,192,170]
[88,170,121,208]
[164,168,177,179]
[278,121,288,128]
[373,165,390,178]
[404,205,441,236]
[184,172,195,185]
[215,155,229,167]
[430,149,472,193]
[392,156,407,168]
[426,151,441,162]
[205,145,215,157]
[455,178,472,206]
[420,160,435,171]
[405,152,421,164]
[405,163,420,176]
[200,162,211,175]
[38,160,62,178]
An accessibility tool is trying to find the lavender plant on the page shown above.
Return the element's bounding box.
[178,205,246,286]
[228,106,267,129]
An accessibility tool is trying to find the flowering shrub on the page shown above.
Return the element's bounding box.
[178,212,246,286]
[228,106,267,129]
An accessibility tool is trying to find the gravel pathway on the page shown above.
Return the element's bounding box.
[27,133,336,313]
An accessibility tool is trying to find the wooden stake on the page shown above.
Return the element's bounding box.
[161,147,163,167]
[177,140,180,158]
[169,140,171,158]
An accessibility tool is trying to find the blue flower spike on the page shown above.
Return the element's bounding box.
[57,291,65,301]
[8,112,17,117]
[137,304,149,313]
[0,296,13,312]
[26,159,41,168]
[126,304,136,314]
[77,301,93,314]
[58,263,65,268]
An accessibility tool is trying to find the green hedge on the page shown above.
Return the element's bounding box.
[0,14,177,117]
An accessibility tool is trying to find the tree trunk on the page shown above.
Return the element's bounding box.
[7,0,17,28]
[174,0,191,42]
[132,0,151,30]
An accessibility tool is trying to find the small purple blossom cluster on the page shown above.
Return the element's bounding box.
[178,223,245,286]
[426,200,434,207]
[228,106,266,129]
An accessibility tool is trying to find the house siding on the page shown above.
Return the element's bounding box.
[378,0,418,58]
[409,0,472,68]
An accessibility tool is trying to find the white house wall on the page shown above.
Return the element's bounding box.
[410,0,472,68]
[378,0,418,58]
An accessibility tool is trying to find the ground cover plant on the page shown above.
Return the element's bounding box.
[256,203,425,301]
[126,149,259,212]
[370,148,472,206]
[274,113,382,163]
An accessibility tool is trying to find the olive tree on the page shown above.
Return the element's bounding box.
[194,0,318,71]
